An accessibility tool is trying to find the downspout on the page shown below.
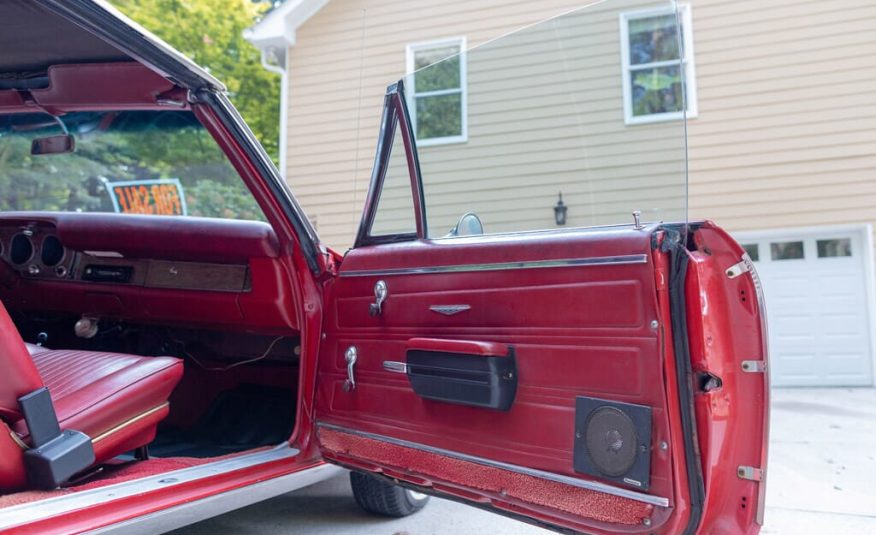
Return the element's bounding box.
[259,48,289,179]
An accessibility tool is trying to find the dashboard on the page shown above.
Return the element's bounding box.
[0,224,249,292]
[0,213,298,332]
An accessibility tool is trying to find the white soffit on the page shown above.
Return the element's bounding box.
[243,0,331,50]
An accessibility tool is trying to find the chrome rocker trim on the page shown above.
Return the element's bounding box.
[0,444,316,531]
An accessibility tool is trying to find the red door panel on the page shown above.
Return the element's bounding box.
[316,226,692,532]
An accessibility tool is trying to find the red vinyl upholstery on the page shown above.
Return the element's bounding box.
[0,304,182,490]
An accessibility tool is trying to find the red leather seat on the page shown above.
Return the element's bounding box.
[0,304,182,490]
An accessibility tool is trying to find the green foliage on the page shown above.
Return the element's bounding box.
[111,0,281,163]
[0,111,263,220]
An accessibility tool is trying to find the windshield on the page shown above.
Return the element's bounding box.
[0,110,263,220]
[381,0,690,238]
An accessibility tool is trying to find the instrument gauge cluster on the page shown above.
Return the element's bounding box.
[0,225,74,279]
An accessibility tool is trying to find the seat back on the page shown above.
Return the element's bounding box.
[0,301,43,423]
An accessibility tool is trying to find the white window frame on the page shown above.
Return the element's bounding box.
[619,4,697,125]
[405,36,468,147]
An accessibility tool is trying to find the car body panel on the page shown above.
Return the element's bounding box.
[0,1,768,533]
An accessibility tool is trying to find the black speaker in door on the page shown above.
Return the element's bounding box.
[573,396,652,490]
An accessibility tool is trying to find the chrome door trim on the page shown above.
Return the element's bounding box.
[0,444,302,530]
[382,360,408,373]
[316,422,669,508]
[86,463,343,535]
[339,254,648,278]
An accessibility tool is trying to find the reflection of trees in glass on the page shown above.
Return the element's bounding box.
[632,66,682,116]
[411,43,463,140]
[111,0,281,165]
[627,13,685,117]
[628,15,679,65]
[414,50,460,91]
[0,111,263,220]
[416,93,462,139]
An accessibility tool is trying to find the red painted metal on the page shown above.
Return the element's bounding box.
[0,48,768,535]
[313,223,768,534]
[685,222,769,533]
[316,227,680,533]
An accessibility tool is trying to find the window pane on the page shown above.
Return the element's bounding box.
[628,14,680,65]
[399,2,688,239]
[416,93,462,139]
[414,47,460,92]
[771,241,805,261]
[742,243,759,262]
[0,110,262,220]
[371,126,416,236]
[631,65,684,117]
[817,238,852,258]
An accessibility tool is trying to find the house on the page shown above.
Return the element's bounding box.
[245,0,876,388]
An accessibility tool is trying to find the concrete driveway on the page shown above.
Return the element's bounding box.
[171,388,876,534]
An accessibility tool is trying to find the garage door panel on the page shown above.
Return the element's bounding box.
[736,228,873,387]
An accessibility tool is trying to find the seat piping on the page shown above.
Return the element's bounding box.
[90,402,169,444]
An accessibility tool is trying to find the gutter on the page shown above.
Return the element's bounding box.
[255,46,290,180]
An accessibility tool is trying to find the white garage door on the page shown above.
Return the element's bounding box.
[735,226,874,387]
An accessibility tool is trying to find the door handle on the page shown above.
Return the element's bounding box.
[369,280,387,316]
[343,346,358,391]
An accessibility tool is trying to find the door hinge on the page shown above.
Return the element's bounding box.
[741,360,767,373]
[737,466,764,481]
[726,254,755,279]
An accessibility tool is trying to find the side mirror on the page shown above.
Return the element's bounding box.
[31,135,75,156]
[447,212,484,237]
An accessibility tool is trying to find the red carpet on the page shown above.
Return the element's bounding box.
[319,427,654,526]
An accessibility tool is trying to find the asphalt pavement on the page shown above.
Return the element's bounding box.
[171,388,876,534]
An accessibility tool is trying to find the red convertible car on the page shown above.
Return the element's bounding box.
[0,1,768,534]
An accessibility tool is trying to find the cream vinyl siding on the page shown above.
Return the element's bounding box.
[286,0,673,248]
[284,0,876,250]
[684,0,876,242]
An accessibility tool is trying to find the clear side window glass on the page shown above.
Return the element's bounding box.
[369,124,416,237]
[399,1,689,239]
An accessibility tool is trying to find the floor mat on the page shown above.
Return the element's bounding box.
[150,384,295,458]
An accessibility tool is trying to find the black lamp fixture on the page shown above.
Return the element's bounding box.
[554,192,568,226]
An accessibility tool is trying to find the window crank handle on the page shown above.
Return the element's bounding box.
[369,280,388,316]
[343,346,358,391]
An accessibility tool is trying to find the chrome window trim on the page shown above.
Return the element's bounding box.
[339,254,648,278]
[317,422,669,508]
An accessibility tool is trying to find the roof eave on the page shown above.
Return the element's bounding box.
[244,0,330,52]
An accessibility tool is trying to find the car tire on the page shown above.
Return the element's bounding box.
[349,472,430,517]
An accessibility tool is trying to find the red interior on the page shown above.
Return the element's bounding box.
[0,213,298,333]
[316,226,683,532]
[0,63,185,114]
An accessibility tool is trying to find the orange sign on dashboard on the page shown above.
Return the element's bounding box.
[109,179,187,216]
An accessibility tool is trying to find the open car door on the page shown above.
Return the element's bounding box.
[314,3,769,533]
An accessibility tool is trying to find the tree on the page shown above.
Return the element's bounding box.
[111,0,281,164]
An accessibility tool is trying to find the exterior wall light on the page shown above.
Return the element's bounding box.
[554,192,568,226]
